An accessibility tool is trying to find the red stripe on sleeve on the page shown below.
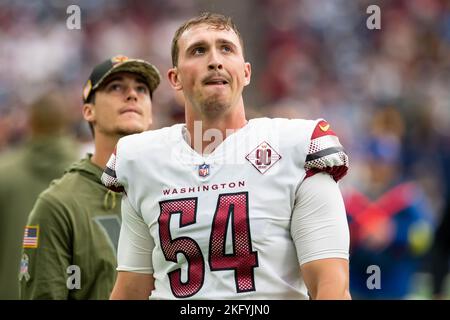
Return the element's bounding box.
[311,120,337,139]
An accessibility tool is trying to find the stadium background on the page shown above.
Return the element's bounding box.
[0,0,449,299]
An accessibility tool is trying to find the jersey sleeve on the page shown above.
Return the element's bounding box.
[304,119,349,181]
[20,195,72,299]
[102,145,125,193]
[291,172,350,266]
[116,195,154,274]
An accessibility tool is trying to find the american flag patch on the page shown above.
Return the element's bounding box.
[23,226,39,248]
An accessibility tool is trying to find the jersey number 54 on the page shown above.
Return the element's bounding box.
[158,192,259,298]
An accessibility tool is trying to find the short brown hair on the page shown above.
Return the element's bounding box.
[29,92,70,135]
[171,12,245,67]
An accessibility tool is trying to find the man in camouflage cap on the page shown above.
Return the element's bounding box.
[20,55,160,299]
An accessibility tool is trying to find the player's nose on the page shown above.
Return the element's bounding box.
[207,50,223,71]
[125,84,139,101]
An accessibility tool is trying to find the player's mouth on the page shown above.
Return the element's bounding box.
[119,106,142,115]
[203,77,229,86]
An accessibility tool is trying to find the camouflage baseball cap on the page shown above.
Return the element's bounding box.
[83,55,161,102]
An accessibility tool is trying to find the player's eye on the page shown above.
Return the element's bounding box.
[193,47,206,55]
[222,45,232,53]
[136,85,148,94]
[109,83,122,91]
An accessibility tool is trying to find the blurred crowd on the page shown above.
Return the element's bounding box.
[1,0,449,298]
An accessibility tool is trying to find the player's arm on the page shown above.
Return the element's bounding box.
[301,258,350,300]
[20,194,71,299]
[108,195,155,300]
[110,271,154,300]
[102,144,155,299]
[291,173,351,300]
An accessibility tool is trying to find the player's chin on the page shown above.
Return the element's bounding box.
[201,96,231,114]
[115,121,150,135]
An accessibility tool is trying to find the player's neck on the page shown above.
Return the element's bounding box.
[91,132,119,169]
[185,106,247,155]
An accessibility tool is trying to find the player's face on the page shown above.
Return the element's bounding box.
[169,23,251,118]
[85,72,152,137]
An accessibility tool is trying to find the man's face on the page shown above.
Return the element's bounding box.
[84,72,152,137]
[169,23,251,118]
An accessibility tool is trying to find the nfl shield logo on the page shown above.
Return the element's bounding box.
[198,163,210,177]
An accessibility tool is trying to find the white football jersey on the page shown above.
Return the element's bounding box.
[102,117,349,300]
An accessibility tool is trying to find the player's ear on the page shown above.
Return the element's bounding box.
[82,102,95,123]
[244,62,251,87]
[168,67,183,91]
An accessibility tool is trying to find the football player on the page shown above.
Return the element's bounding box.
[102,13,350,300]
